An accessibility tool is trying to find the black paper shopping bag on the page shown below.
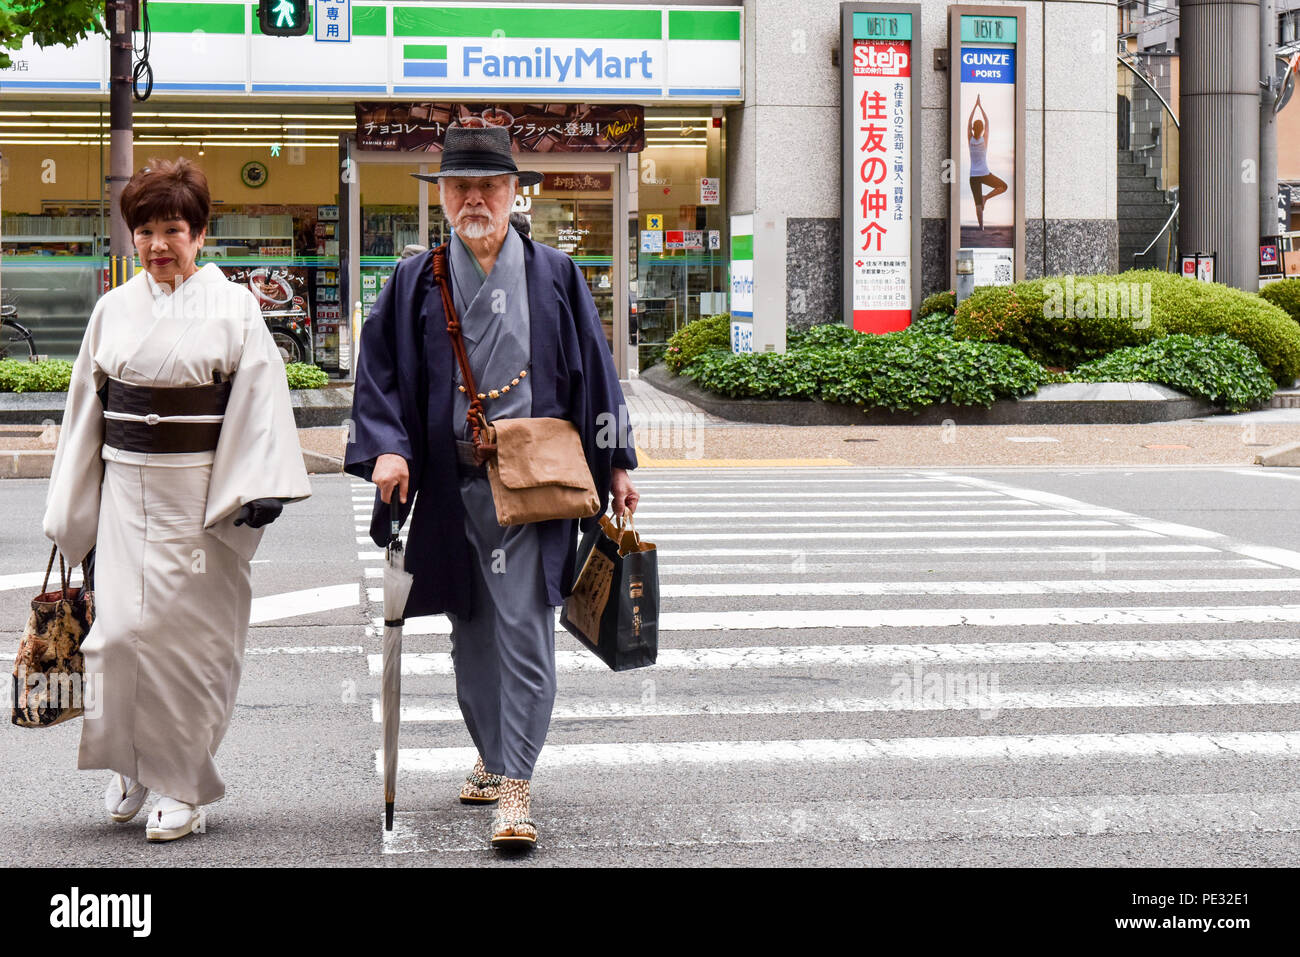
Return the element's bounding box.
[561,513,658,671]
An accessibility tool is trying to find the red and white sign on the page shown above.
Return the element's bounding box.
[665,230,686,250]
[850,39,912,333]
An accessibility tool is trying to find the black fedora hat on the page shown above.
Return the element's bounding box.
[410,126,542,186]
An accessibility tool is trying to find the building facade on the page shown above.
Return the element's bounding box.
[0,0,1121,371]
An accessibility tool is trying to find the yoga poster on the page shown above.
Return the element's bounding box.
[958,43,1015,251]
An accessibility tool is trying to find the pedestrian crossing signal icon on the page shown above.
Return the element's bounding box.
[259,0,310,37]
[646,214,663,230]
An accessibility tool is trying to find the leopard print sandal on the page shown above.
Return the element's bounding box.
[490,778,536,847]
[459,755,505,805]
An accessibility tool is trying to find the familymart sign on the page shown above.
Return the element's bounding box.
[0,1,742,100]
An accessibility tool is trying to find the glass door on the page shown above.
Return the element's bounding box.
[352,152,629,376]
[523,173,616,350]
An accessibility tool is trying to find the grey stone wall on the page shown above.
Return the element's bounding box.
[786,218,839,328]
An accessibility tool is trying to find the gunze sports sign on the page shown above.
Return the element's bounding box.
[0,1,742,101]
[840,5,922,335]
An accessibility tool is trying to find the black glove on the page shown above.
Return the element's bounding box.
[233,498,284,529]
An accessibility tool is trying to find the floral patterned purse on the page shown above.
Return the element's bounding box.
[11,545,95,728]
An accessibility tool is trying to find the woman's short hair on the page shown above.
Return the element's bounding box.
[120,158,211,236]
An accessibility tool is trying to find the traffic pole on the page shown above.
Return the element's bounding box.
[1261,0,1280,245]
[107,0,134,288]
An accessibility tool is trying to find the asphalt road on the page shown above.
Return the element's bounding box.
[2,465,1300,867]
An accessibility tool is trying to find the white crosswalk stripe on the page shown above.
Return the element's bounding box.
[372,468,1300,857]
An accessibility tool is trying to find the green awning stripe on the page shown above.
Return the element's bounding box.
[148,2,246,34]
[393,6,662,39]
[668,10,740,42]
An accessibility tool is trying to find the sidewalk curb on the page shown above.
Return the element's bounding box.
[0,387,356,427]
[1254,441,1300,467]
[2,448,343,479]
[1,450,54,478]
[640,364,1221,426]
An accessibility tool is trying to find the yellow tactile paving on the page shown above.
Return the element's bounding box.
[634,448,854,468]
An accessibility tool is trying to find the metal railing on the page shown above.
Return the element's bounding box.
[1118,52,1180,268]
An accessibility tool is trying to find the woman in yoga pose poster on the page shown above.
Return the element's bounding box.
[967,97,1008,230]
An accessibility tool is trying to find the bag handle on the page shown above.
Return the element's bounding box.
[611,510,644,555]
[431,244,494,463]
[40,543,71,599]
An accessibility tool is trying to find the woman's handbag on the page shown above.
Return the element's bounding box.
[431,243,600,527]
[11,545,95,728]
[560,512,659,671]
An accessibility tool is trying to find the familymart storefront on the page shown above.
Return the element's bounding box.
[0,1,742,378]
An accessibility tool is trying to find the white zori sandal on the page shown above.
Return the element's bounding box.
[105,774,150,823]
[145,796,202,842]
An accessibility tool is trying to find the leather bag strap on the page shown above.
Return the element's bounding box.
[431,244,491,454]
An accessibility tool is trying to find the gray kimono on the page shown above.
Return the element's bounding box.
[442,226,556,780]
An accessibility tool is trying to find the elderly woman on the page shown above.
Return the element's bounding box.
[43,158,311,842]
[346,127,638,850]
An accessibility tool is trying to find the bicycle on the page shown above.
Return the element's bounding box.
[0,303,38,360]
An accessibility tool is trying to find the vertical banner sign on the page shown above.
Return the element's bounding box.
[841,5,921,334]
[730,213,754,353]
[949,7,1025,290]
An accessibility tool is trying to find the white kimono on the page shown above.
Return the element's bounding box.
[43,262,312,806]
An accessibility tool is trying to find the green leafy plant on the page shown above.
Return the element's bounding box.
[663,313,732,374]
[917,289,956,318]
[904,312,957,337]
[1260,278,1300,321]
[284,361,328,390]
[954,269,1300,385]
[0,358,73,393]
[682,326,1049,413]
[1068,334,1276,413]
[638,344,668,372]
[0,1,105,70]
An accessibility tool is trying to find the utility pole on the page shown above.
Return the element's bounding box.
[1180,0,1260,291]
[1261,0,1280,243]
[107,0,134,287]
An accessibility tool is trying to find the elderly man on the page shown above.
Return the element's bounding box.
[345,127,638,850]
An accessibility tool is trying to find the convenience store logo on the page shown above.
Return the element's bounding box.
[404,44,449,79]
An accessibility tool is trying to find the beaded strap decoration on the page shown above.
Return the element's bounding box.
[457,367,528,402]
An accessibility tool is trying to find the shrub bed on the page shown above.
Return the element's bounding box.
[1068,334,1276,413]
[0,359,329,392]
[0,358,73,393]
[683,327,1049,412]
[1260,277,1300,321]
[663,313,730,374]
[954,269,1300,384]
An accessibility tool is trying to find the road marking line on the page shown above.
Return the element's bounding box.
[661,578,1300,598]
[378,602,1300,633]
[382,730,1300,774]
[0,570,83,593]
[372,637,1300,675]
[632,508,1067,519]
[647,529,1160,542]
[379,791,1300,853]
[374,680,1300,723]
[250,584,359,624]
[248,645,364,656]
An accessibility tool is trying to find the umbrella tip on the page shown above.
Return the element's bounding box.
[385,802,394,830]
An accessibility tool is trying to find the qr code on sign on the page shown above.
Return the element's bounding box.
[994,264,1012,283]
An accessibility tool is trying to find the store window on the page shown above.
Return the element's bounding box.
[0,100,351,369]
[634,108,727,370]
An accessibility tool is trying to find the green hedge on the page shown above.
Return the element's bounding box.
[0,358,328,392]
[683,327,1049,412]
[954,269,1300,385]
[285,362,328,390]
[918,289,956,318]
[1260,277,1300,321]
[664,313,730,374]
[1069,334,1276,413]
[0,358,73,393]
